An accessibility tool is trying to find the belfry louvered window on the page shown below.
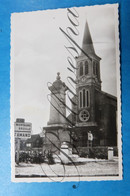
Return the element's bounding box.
[85,61,88,75]
[93,61,99,76]
[79,62,83,76]
[79,61,89,76]
[96,63,99,78]
[93,61,96,75]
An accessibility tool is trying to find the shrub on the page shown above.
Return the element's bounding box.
[47,151,55,164]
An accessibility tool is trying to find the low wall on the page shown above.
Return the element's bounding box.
[73,146,118,159]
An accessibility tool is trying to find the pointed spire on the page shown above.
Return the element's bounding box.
[81,21,95,55]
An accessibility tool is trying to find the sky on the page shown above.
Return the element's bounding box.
[11,4,119,134]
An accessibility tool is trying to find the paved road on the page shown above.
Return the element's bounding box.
[15,160,119,179]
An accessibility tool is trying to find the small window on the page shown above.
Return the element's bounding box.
[83,89,86,107]
[93,61,96,75]
[86,90,90,107]
[80,91,82,108]
[85,61,88,75]
[93,61,99,76]
[96,63,98,77]
[79,62,83,76]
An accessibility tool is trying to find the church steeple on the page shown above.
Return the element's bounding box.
[76,20,101,89]
[81,21,95,56]
[81,21,101,60]
[75,20,102,126]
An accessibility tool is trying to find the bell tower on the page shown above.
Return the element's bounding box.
[76,21,102,126]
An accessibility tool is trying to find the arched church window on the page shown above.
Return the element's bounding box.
[79,91,82,108]
[96,62,99,77]
[86,90,90,107]
[85,61,88,75]
[79,89,90,108]
[93,61,96,75]
[79,62,83,76]
[83,89,86,107]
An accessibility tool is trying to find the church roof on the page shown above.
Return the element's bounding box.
[81,21,101,60]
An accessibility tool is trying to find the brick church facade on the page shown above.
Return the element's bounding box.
[43,21,117,153]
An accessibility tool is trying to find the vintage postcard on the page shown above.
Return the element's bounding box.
[11,4,122,182]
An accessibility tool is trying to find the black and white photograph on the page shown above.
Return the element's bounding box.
[11,4,122,182]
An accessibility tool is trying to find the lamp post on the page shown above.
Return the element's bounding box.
[16,138,20,165]
[40,128,46,156]
[88,131,93,156]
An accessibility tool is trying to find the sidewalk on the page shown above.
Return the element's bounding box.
[15,159,119,178]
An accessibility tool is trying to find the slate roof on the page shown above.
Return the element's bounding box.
[81,21,101,60]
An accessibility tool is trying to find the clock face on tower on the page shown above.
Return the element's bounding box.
[79,109,90,122]
[81,76,86,83]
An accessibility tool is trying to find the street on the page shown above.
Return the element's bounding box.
[15,159,119,179]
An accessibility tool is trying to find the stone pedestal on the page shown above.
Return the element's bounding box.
[43,73,70,155]
[60,142,70,164]
[44,125,70,154]
[108,147,113,160]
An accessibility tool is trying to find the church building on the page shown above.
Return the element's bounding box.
[43,21,117,154]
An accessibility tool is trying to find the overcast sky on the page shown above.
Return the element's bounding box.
[11,4,119,134]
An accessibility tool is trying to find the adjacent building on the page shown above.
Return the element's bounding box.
[25,134,43,152]
[14,118,32,140]
[14,118,32,153]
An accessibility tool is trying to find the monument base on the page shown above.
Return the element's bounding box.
[43,124,70,154]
